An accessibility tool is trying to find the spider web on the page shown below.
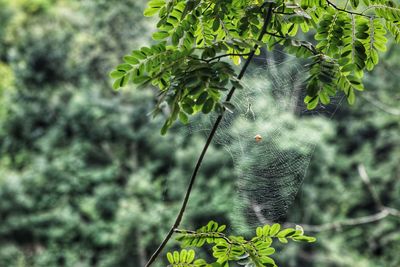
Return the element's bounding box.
[182,49,343,231]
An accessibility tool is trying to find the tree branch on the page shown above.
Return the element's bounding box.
[300,165,400,232]
[207,53,252,62]
[273,11,296,15]
[299,209,392,232]
[189,53,253,63]
[360,94,400,116]
[144,4,275,267]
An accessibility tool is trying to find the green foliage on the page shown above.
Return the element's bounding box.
[0,0,399,266]
[111,0,400,134]
[0,3,240,264]
[0,62,14,95]
[0,1,185,266]
[304,55,338,108]
[386,21,400,43]
[112,41,245,133]
[166,250,209,267]
[172,221,315,267]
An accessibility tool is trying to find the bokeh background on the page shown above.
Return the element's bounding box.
[0,1,399,266]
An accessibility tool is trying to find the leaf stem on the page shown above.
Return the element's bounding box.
[173,229,235,245]
[144,4,275,267]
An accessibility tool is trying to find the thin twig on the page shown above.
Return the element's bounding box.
[360,94,400,116]
[265,31,285,39]
[326,0,372,18]
[144,4,275,267]
[299,209,391,232]
[253,205,400,233]
[251,164,400,233]
[173,229,234,244]
[206,53,252,62]
[300,166,400,232]
[357,164,383,208]
[273,11,296,15]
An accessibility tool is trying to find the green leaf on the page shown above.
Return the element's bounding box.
[179,112,189,124]
[173,251,180,263]
[277,228,296,238]
[109,70,125,79]
[217,225,226,232]
[262,225,270,236]
[278,237,288,243]
[144,7,159,17]
[350,0,359,9]
[374,6,400,21]
[152,31,170,40]
[186,249,195,263]
[386,21,400,43]
[144,0,165,17]
[202,98,214,114]
[180,249,188,263]
[319,90,330,105]
[256,227,263,237]
[116,63,133,72]
[167,252,174,264]
[132,75,151,85]
[123,56,140,65]
[131,50,147,60]
[112,75,128,90]
[187,250,195,263]
[182,103,194,114]
[293,236,317,242]
[196,92,208,105]
[269,224,281,236]
[347,87,355,105]
[306,95,319,110]
[160,120,170,135]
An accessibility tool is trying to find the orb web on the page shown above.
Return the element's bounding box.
[182,49,343,231]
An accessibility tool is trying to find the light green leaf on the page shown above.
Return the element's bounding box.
[152,31,170,40]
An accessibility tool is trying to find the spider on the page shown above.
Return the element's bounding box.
[254,134,262,142]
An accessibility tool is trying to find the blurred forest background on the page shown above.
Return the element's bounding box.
[0,1,399,267]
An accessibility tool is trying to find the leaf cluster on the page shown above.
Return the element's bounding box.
[170,220,316,267]
[302,2,398,106]
[111,0,400,133]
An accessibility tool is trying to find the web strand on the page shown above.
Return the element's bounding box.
[182,49,343,231]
